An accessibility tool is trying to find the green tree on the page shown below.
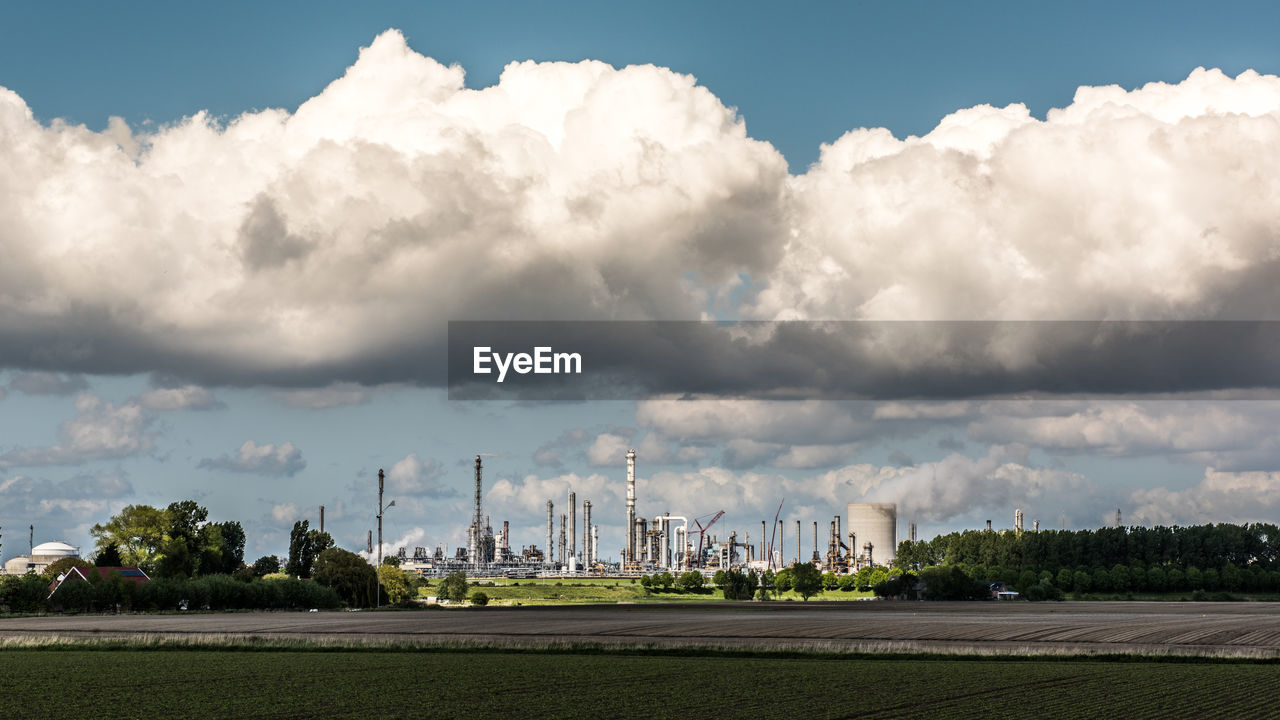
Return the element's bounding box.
[1015,569,1039,593]
[1072,569,1092,593]
[156,500,210,578]
[285,520,334,578]
[469,590,489,606]
[94,543,124,567]
[1055,567,1074,591]
[312,547,377,608]
[90,504,169,572]
[439,571,469,603]
[41,556,93,581]
[790,562,824,601]
[251,555,281,577]
[1092,567,1112,593]
[377,564,412,605]
[919,565,987,600]
[1110,564,1131,592]
[715,569,760,600]
[873,572,918,599]
[711,570,729,589]
[676,571,705,593]
[210,521,246,575]
[774,567,794,592]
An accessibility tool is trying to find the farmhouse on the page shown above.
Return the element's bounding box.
[47,566,151,598]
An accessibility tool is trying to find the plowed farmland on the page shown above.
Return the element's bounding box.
[3,601,1278,657]
[0,649,1275,719]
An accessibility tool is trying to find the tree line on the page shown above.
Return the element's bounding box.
[0,500,431,614]
[895,522,1280,596]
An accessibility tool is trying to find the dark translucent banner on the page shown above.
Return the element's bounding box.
[447,320,1280,400]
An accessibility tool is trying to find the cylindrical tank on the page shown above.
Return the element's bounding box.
[846,503,897,566]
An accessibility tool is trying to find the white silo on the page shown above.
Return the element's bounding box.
[846,503,897,566]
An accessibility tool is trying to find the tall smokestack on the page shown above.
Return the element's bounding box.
[470,456,483,564]
[835,515,842,562]
[559,513,567,566]
[568,490,577,568]
[986,519,992,532]
[796,520,801,565]
[761,520,767,567]
[319,505,325,534]
[625,449,636,563]
[502,520,509,553]
[545,500,554,567]
[592,526,599,565]
[812,521,819,563]
[1034,519,1039,532]
[583,500,593,566]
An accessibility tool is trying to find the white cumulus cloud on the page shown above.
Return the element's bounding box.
[0,395,153,467]
[200,440,306,477]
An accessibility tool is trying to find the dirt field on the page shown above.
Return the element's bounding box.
[3,601,1278,657]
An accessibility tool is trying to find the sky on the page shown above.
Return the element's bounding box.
[3,2,1280,565]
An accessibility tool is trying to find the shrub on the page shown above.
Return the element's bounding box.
[470,591,489,606]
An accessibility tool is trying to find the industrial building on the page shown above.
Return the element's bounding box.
[3,539,81,576]
[385,448,900,579]
[846,503,898,567]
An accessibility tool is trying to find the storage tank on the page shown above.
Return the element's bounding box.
[846,503,897,566]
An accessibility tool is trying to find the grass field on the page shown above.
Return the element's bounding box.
[439,578,875,604]
[1,646,1274,719]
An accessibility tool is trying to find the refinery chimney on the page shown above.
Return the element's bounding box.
[625,449,636,563]
[583,500,593,567]
[559,514,567,566]
[568,490,577,570]
[470,456,483,564]
[319,505,325,534]
[545,500,554,567]
[795,520,801,565]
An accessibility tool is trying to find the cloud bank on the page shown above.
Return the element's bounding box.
[2,31,1279,391]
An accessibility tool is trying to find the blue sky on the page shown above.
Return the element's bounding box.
[3,3,1280,565]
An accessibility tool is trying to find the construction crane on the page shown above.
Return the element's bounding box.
[767,499,784,571]
[691,510,725,569]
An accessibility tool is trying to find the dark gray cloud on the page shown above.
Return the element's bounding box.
[7,372,89,396]
[448,321,1280,401]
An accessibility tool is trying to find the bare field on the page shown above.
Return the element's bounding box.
[3,601,1279,657]
[4,649,1275,719]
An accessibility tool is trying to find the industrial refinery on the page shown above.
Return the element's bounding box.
[387,450,903,579]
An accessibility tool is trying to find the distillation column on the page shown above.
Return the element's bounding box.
[559,514,567,567]
[545,500,554,568]
[568,489,577,572]
[625,449,636,564]
[583,499,593,568]
[469,455,483,564]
